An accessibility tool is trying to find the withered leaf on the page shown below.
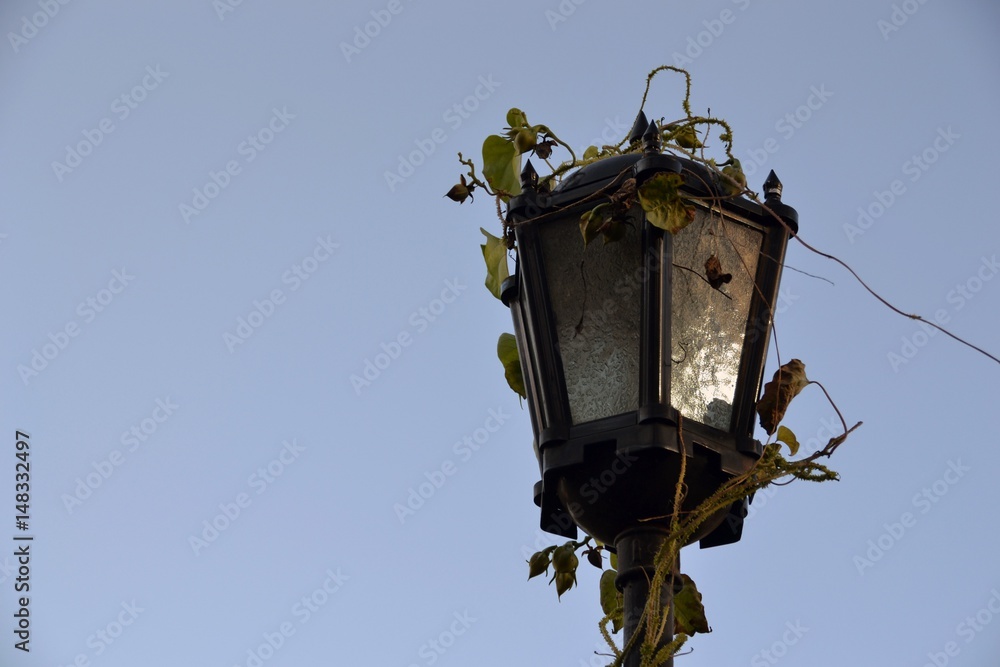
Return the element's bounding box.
[704,254,732,290]
[609,177,637,208]
[756,359,809,435]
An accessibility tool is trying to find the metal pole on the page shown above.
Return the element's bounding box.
[614,527,676,667]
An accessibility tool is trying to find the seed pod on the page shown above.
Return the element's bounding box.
[527,550,551,580]
[444,175,473,204]
[514,129,537,155]
[555,571,576,599]
[534,139,555,160]
[551,543,579,574]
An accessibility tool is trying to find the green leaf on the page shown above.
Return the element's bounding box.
[600,569,624,633]
[638,172,695,234]
[482,134,522,197]
[480,228,509,300]
[506,108,528,128]
[497,333,526,398]
[583,145,600,160]
[673,574,710,636]
[755,359,810,435]
[602,220,626,244]
[776,425,800,456]
[580,203,612,247]
[721,158,747,196]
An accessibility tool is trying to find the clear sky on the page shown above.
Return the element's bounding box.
[2,1,999,665]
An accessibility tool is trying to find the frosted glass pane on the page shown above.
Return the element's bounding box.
[670,207,763,430]
[538,211,642,424]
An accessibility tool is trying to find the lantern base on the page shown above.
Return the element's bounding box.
[554,444,731,545]
[532,414,761,547]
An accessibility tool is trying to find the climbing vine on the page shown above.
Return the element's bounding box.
[447,65,998,666]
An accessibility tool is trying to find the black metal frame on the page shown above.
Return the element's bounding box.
[502,146,798,548]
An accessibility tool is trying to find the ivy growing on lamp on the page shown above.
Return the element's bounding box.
[445,66,861,666]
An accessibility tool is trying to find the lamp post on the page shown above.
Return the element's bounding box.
[500,113,798,665]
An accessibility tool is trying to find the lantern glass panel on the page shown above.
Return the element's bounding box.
[538,210,643,425]
[670,206,764,430]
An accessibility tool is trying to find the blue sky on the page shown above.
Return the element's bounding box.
[2,1,999,665]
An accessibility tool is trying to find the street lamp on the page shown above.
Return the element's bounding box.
[500,114,798,664]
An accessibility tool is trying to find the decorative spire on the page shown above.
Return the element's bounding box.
[761,170,798,235]
[627,109,649,145]
[642,119,661,155]
[763,170,783,201]
[520,159,538,191]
